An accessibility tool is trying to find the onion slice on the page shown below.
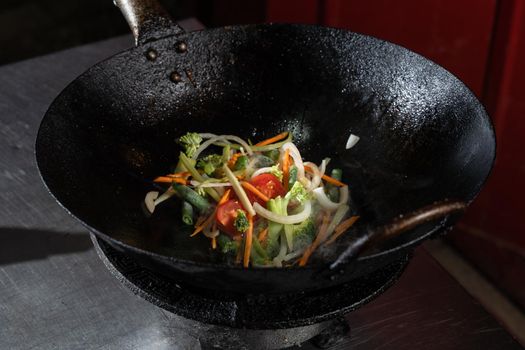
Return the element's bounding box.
[313,186,349,211]
[250,166,274,179]
[282,142,305,180]
[192,135,228,160]
[325,205,349,239]
[193,134,253,159]
[223,164,256,216]
[190,180,231,188]
[346,134,360,149]
[253,201,312,225]
[144,191,159,214]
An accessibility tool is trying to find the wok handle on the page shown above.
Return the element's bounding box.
[114,0,184,46]
[329,200,467,270]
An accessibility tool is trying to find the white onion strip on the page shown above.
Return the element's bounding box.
[192,136,228,159]
[282,142,305,179]
[190,180,231,188]
[193,134,253,159]
[154,187,176,206]
[346,134,360,149]
[283,249,305,262]
[325,205,349,239]
[221,135,253,155]
[144,191,159,214]
[253,201,312,225]
[223,164,256,216]
[304,159,329,190]
[250,166,274,179]
[313,186,349,211]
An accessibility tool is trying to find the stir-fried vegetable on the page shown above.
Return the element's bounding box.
[144,131,359,267]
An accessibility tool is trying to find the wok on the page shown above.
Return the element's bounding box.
[35,0,495,294]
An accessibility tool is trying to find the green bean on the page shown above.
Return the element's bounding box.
[172,183,211,213]
[181,201,194,225]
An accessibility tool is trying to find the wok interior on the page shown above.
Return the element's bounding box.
[37,24,494,265]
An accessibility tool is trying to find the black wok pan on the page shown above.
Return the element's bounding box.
[35,0,495,294]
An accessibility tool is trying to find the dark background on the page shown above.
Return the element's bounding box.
[0,0,265,65]
[1,0,523,312]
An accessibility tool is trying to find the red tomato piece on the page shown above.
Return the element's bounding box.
[216,199,243,237]
[247,173,285,205]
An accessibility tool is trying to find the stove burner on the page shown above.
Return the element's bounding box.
[92,235,410,349]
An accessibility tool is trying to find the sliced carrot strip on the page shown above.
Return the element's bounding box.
[299,212,331,266]
[241,181,270,202]
[218,189,231,206]
[255,131,289,147]
[153,176,187,184]
[212,237,217,250]
[325,216,360,245]
[304,165,347,187]
[166,171,191,178]
[191,213,214,237]
[228,153,242,167]
[282,149,290,191]
[258,227,269,243]
[243,215,254,268]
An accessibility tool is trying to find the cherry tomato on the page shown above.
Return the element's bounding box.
[216,199,243,237]
[248,173,285,205]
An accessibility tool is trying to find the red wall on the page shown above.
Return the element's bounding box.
[267,0,525,308]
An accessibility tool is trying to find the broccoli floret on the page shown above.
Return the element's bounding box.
[196,154,223,175]
[285,181,312,204]
[269,165,283,181]
[233,209,250,233]
[178,132,202,158]
[217,234,239,256]
[292,217,316,251]
[233,155,249,171]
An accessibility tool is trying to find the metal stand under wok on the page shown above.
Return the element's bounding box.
[91,235,410,349]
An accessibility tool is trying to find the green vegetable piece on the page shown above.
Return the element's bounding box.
[264,149,280,163]
[285,181,312,203]
[217,234,239,256]
[252,236,269,260]
[233,209,250,233]
[265,198,284,258]
[222,144,231,163]
[327,168,343,202]
[172,183,211,213]
[269,165,283,181]
[178,132,202,158]
[179,152,220,201]
[196,154,223,176]
[288,165,298,188]
[233,155,249,171]
[181,201,194,225]
[292,217,316,251]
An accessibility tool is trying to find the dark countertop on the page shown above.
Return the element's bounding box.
[0,19,521,350]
